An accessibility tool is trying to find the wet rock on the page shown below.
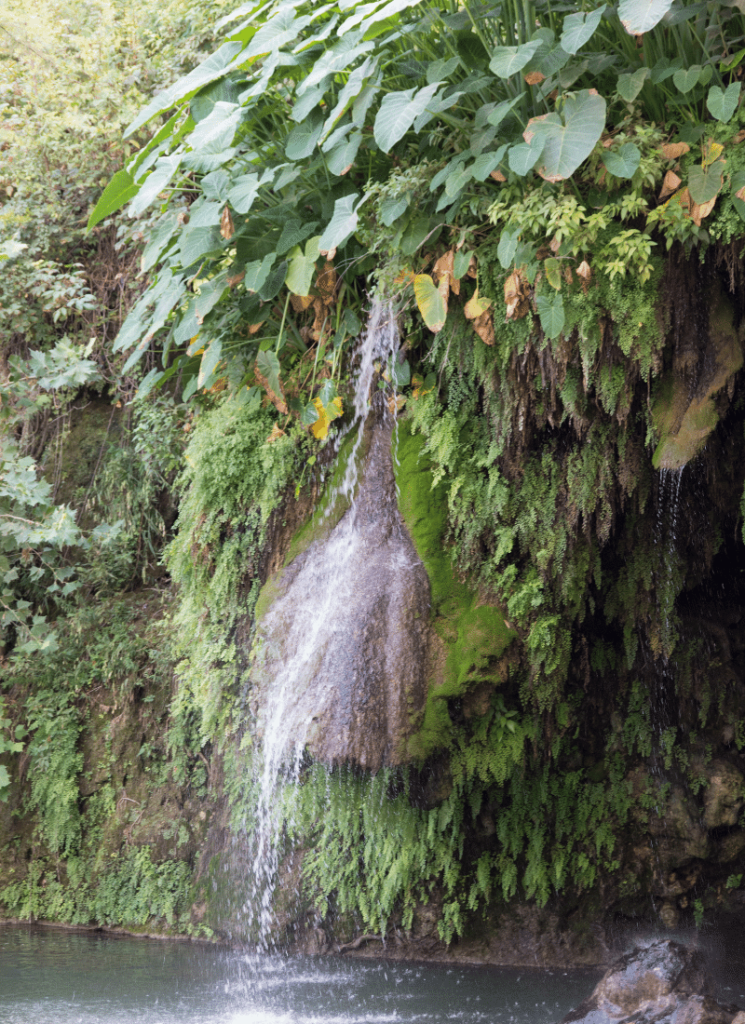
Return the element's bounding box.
[251,407,433,771]
[647,784,710,869]
[703,761,744,830]
[716,830,745,864]
[559,940,741,1024]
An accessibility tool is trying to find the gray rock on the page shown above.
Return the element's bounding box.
[559,940,742,1024]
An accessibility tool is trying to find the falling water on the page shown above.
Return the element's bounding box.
[242,299,415,948]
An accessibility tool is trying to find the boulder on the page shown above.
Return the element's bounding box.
[559,940,742,1024]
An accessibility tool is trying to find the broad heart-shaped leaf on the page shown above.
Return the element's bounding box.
[672,65,702,94]
[617,67,650,102]
[707,83,741,123]
[286,110,324,160]
[414,274,447,332]
[256,349,282,400]
[319,193,360,252]
[373,82,441,153]
[125,41,244,137]
[618,0,674,35]
[285,236,321,296]
[489,40,541,78]
[536,292,565,339]
[87,170,140,231]
[526,89,606,182]
[129,154,183,216]
[602,142,641,179]
[453,250,473,279]
[688,162,724,204]
[560,6,606,55]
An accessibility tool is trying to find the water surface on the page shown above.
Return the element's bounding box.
[0,926,599,1024]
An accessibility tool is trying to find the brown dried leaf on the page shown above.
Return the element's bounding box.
[524,71,545,85]
[661,142,690,160]
[690,196,717,226]
[247,322,264,335]
[549,234,561,254]
[319,246,337,260]
[434,250,460,295]
[659,169,682,200]
[736,185,745,202]
[317,260,337,306]
[311,297,328,342]
[504,270,530,320]
[220,206,235,240]
[734,129,745,144]
[266,423,286,443]
[290,294,314,312]
[577,260,592,281]
[227,271,245,288]
[490,169,507,182]
[387,394,407,416]
[472,309,494,346]
[254,363,288,415]
[467,255,478,279]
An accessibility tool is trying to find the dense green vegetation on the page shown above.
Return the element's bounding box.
[3,0,745,945]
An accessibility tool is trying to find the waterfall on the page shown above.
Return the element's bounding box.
[242,298,429,948]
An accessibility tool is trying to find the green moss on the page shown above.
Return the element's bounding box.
[393,420,513,760]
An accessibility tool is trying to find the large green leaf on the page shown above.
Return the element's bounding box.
[286,236,321,295]
[321,57,377,138]
[319,193,360,252]
[228,174,261,214]
[244,254,277,293]
[191,77,241,123]
[498,229,521,269]
[536,292,565,339]
[244,7,312,59]
[357,0,422,35]
[601,143,641,179]
[256,350,283,398]
[508,139,544,176]
[129,154,183,216]
[707,83,741,123]
[617,68,650,101]
[299,34,376,96]
[326,131,363,175]
[560,7,605,54]
[286,110,324,160]
[471,145,508,180]
[87,170,140,232]
[672,65,702,94]
[125,42,245,137]
[380,196,408,226]
[688,163,724,204]
[373,82,441,153]
[198,339,223,388]
[489,41,541,78]
[485,97,521,128]
[525,90,606,182]
[618,0,674,34]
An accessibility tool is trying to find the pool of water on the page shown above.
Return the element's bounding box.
[0,926,600,1024]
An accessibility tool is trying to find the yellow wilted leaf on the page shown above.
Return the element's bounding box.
[388,394,407,415]
[267,423,286,443]
[544,258,562,291]
[414,273,447,332]
[703,140,724,167]
[691,196,717,226]
[311,397,330,440]
[412,374,435,400]
[524,71,545,85]
[433,250,459,296]
[464,286,492,320]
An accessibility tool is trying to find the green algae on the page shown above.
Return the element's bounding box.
[393,420,514,761]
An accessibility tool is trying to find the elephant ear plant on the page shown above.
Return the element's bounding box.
[89,0,745,417]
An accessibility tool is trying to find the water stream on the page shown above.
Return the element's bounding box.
[245,300,419,946]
